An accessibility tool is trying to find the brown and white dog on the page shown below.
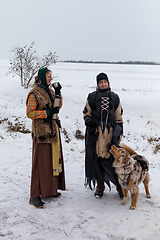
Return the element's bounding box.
[110,143,151,210]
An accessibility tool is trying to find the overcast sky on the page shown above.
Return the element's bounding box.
[1,0,160,62]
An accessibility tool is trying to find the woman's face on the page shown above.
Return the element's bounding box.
[98,80,109,89]
[46,71,52,86]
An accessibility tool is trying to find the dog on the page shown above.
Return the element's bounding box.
[110,144,151,210]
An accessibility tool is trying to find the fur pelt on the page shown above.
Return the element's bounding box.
[26,85,58,143]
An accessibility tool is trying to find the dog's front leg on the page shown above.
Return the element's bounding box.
[121,188,128,205]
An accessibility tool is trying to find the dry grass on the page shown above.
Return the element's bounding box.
[0,117,31,134]
[75,129,85,140]
[7,121,31,134]
[147,136,160,154]
[154,143,160,154]
[62,128,71,143]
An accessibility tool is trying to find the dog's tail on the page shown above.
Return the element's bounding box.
[119,142,137,155]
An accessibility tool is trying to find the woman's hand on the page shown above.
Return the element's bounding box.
[84,116,98,128]
[49,107,59,116]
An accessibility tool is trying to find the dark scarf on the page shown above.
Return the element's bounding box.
[98,87,109,93]
[39,67,48,88]
[38,68,54,103]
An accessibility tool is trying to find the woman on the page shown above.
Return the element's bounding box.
[26,67,66,208]
[83,72,123,198]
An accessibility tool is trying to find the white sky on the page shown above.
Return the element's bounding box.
[1,0,160,62]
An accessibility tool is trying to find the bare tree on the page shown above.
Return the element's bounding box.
[7,41,58,88]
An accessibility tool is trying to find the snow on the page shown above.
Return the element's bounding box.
[0,60,160,240]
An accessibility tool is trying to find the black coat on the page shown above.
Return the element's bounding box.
[84,89,123,190]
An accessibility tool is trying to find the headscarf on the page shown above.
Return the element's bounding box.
[38,67,54,104]
[39,67,48,88]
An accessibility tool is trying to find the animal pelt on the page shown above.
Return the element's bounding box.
[110,145,151,210]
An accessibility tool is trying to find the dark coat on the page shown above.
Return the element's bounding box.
[84,89,123,190]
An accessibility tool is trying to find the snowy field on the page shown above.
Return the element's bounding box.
[0,60,160,240]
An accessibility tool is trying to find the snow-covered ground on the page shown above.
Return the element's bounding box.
[0,60,160,240]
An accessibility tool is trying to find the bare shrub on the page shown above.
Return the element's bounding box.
[7,41,58,88]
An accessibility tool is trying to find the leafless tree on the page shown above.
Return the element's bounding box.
[7,41,58,88]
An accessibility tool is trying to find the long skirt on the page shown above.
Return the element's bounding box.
[30,135,66,198]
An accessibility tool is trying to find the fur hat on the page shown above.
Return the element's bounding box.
[96,72,109,85]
